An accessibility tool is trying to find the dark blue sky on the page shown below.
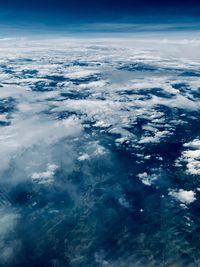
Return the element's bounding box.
[0,0,200,33]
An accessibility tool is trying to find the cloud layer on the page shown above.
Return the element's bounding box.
[0,36,200,266]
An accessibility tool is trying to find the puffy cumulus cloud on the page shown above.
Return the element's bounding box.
[77,141,108,163]
[139,130,171,144]
[137,172,158,186]
[78,153,90,161]
[176,139,200,175]
[169,189,196,204]
[31,164,58,184]
[184,139,200,148]
[52,99,122,118]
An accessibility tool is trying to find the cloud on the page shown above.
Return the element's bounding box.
[176,139,200,175]
[78,153,90,161]
[0,115,82,175]
[31,163,58,184]
[0,208,20,264]
[169,189,196,204]
[137,172,158,186]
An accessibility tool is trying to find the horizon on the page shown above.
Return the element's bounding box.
[0,0,200,35]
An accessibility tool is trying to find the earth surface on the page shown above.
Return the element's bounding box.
[0,36,200,267]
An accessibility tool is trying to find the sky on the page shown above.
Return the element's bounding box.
[0,0,200,34]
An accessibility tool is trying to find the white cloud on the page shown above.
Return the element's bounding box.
[139,130,170,144]
[31,163,58,184]
[177,139,200,175]
[137,172,158,186]
[169,189,196,204]
[78,80,107,89]
[0,115,82,175]
[78,153,90,161]
[65,69,99,79]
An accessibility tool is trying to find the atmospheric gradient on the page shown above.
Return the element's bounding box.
[0,1,200,267]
